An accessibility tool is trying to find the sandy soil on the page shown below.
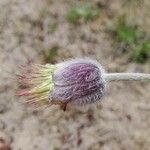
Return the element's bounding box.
[0,0,150,150]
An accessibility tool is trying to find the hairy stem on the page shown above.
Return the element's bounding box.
[104,73,150,82]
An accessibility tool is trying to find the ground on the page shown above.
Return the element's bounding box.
[0,0,150,150]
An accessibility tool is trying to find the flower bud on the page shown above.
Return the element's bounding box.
[18,59,106,110]
[50,59,105,107]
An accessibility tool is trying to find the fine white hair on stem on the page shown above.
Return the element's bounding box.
[104,73,150,82]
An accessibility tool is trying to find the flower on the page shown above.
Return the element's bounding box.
[18,59,106,110]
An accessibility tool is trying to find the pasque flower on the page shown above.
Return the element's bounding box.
[18,58,150,111]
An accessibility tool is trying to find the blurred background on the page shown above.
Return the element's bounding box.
[0,0,150,149]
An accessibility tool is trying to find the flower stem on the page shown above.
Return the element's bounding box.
[104,73,150,82]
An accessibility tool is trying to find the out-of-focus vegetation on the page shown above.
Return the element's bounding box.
[122,0,142,7]
[130,40,150,63]
[42,45,59,63]
[66,4,99,24]
[112,17,150,63]
[122,0,143,7]
[115,17,140,44]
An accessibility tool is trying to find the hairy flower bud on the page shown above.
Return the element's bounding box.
[50,59,105,108]
[18,59,106,110]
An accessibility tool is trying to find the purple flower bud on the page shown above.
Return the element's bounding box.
[18,58,150,111]
[50,59,105,108]
[18,59,106,110]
